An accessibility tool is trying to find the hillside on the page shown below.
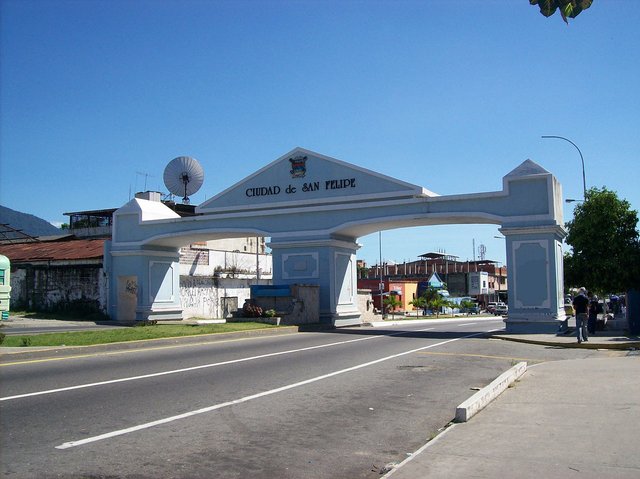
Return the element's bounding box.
[0,205,62,237]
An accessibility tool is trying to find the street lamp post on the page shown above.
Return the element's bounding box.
[541,135,586,199]
[379,231,384,317]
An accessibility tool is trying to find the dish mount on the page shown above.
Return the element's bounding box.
[163,156,204,204]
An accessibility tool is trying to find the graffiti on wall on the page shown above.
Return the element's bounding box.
[10,266,105,312]
[180,275,257,319]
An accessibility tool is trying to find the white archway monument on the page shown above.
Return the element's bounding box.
[106,147,567,333]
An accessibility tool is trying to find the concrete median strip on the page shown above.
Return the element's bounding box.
[455,361,527,422]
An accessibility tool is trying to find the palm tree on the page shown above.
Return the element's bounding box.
[409,297,426,318]
[460,299,476,316]
[421,286,440,305]
[383,295,402,320]
[427,296,450,319]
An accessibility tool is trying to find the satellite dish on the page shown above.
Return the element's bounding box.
[163,156,204,204]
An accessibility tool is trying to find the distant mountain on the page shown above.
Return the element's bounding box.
[0,205,62,237]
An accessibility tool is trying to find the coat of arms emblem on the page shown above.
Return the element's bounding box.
[289,155,307,178]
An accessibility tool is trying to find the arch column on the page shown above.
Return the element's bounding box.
[106,242,183,322]
[269,237,361,326]
[501,225,567,333]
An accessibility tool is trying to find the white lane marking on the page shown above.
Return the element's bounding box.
[56,328,499,449]
[1,335,379,401]
[457,323,477,327]
[2,327,435,402]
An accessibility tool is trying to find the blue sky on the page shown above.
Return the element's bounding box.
[1,0,638,267]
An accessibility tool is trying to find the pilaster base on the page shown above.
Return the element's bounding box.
[136,307,183,322]
[320,309,362,327]
[505,312,568,334]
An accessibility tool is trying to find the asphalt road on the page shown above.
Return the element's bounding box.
[0,318,615,478]
[1,318,126,335]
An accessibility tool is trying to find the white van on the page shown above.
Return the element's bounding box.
[494,303,508,315]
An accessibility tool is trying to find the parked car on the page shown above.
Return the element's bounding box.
[494,302,508,315]
[486,302,497,314]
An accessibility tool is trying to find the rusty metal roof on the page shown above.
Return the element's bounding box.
[0,238,105,263]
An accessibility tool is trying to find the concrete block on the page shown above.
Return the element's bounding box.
[455,361,527,422]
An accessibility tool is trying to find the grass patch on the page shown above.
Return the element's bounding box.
[1,322,278,347]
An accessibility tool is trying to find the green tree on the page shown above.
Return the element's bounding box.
[421,286,451,317]
[383,294,402,320]
[426,296,451,319]
[529,0,593,24]
[564,187,640,293]
[420,286,441,305]
[409,296,426,318]
[460,299,476,315]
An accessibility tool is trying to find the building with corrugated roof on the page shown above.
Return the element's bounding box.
[0,192,273,317]
[0,237,107,313]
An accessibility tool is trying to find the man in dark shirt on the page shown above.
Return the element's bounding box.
[572,287,589,343]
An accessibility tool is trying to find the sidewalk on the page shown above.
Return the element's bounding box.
[381,318,640,478]
[491,329,640,350]
[385,355,640,478]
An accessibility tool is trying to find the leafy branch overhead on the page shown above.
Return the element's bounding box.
[529,0,593,24]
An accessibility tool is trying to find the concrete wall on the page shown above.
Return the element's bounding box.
[7,260,269,321]
[10,262,106,313]
[205,237,266,254]
[179,246,273,279]
[180,276,272,319]
[287,284,319,324]
[447,273,468,297]
[177,245,273,320]
[357,289,377,323]
[250,284,320,325]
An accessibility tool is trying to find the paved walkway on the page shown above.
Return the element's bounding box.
[382,320,640,478]
[492,329,640,350]
[386,355,640,478]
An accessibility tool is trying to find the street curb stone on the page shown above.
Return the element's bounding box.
[0,326,299,361]
[455,361,527,422]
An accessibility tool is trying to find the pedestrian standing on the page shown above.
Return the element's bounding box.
[587,291,598,335]
[572,287,589,343]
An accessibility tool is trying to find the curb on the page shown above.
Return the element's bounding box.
[364,316,498,327]
[383,362,528,477]
[0,326,299,361]
[455,361,527,422]
[490,333,640,350]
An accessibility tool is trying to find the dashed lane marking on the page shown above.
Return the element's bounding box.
[56,328,500,449]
